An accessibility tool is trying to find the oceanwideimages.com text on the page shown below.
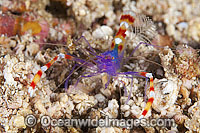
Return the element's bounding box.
[25,114,175,129]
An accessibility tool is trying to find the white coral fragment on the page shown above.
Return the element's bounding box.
[13,115,26,129]
[152,78,180,115]
[71,93,97,115]
[185,101,200,132]
[92,26,113,39]
[103,99,119,118]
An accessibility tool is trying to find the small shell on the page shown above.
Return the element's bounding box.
[152,78,180,113]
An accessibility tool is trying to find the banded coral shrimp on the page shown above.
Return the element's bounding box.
[28,10,162,119]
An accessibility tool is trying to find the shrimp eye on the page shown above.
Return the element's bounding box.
[112,57,114,59]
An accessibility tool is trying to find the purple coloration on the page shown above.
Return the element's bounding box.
[63,24,159,103]
[95,46,122,76]
[64,39,157,103]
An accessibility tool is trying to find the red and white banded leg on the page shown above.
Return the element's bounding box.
[28,53,73,97]
[139,72,155,119]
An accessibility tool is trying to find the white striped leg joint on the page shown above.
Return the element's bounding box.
[115,38,122,44]
[120,21,129,29]
[146,73,153,78]
[41,66,48,72]
[58,53,65,58]
[138,115,144,119]
[55,53,66,61]
[28,87,36,97]
[149,91,155,98]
